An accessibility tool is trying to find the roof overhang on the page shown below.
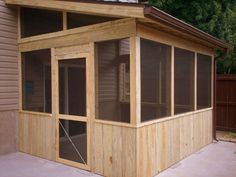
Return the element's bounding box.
[5,0,232,51]
[143,6,233,52]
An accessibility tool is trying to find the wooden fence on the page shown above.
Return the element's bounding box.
[216,74,236,132]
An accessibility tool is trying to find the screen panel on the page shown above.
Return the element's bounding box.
[197,53,212,109]
[140,38,171,122]
[22,49,51,113]
[59,59,86,116]
[95,38,130,123]
[174,47,195,115]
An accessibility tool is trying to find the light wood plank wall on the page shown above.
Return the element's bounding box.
[136,109,213,177]
[19,112,56,161]
[92,122,136,177]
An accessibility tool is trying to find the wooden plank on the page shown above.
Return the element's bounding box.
[63,11,67,31]
[5,0,144,18]
[93,124,104,175]
[19,112,56,161]
[171,46,174,116]
[57,114,87,122]
[122,127,136,177]
[88,42,95,173]
[54,44,89,56]
[130,36,140,125]
[172,118,180,163]
[94,119,136,128]
[194,52,197,110]
[93,123,136,177]
[102,124,113,177]
[112,126,122,177]
[19,18,133,44]
[19,18,136,52]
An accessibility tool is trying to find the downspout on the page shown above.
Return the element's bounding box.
[213,57,218,141]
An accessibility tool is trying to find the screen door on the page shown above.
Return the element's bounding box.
[55,53,90,170]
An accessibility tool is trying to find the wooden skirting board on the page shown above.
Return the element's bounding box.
[18,109,212,177]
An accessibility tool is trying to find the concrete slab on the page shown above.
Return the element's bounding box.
[0,141,235,177]
[155,141,236,177]
[0,152,102,177]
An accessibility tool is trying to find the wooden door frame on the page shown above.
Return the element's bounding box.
[54,50,91,171]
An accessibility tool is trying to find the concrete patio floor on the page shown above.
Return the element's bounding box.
[155,141,236,177]
[0,152,102,177]
[0,141,235,177]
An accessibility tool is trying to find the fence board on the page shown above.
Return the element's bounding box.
[216,74,236,132]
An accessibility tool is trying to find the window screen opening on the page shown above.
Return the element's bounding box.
[59,59,86,116]
[174,47,195,115]
[22,49,51,113]
[197,53,212,109]
[95,38,130,123]
[140,38,171,122]
[21,7,63,38]
[59,119,87,164]
[67,12,119,29]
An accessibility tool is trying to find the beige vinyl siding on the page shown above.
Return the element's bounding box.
[0,0,18,111]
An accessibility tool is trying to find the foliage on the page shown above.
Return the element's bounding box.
[149,0,236,74]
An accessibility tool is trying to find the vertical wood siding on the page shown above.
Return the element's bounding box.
[137,109,213,177]
[92,123,136,177]
[0,0,18,111]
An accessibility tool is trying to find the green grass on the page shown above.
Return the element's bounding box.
[224,132,236,139]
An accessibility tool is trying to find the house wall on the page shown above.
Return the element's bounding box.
[0,0,18,155]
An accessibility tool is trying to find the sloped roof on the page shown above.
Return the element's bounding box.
[5,0,232,51]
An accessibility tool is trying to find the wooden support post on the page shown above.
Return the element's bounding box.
[130,36,140,125]
[51,48,58,160]
[194,52,197,111]
[171,46,174,116]
[18,51,22,111]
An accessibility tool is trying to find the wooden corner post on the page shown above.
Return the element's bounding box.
[130,36,140,126]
